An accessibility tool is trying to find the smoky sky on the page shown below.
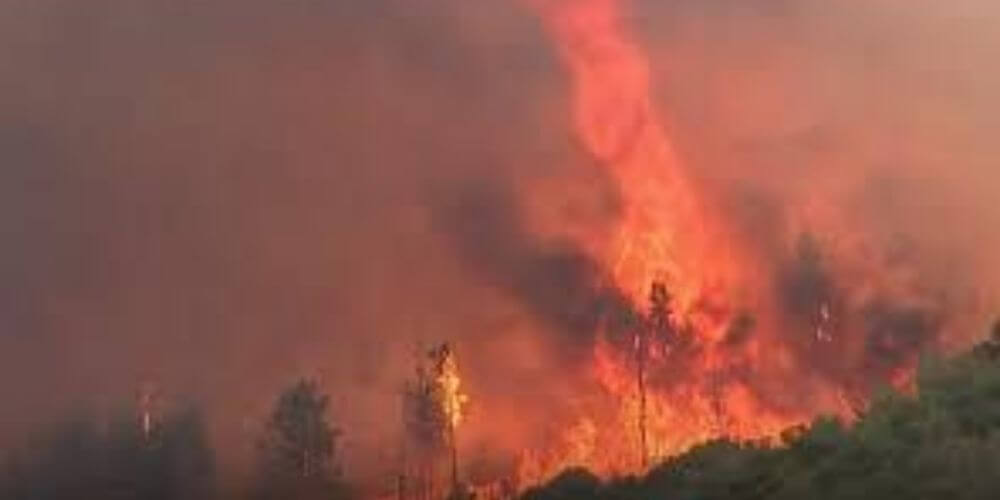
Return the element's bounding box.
[2,0,1000,491]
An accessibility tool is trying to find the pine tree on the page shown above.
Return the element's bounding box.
[401,343,468,500]
[402,348,445,500]
[256,379,348,500]
[637,281,676,468]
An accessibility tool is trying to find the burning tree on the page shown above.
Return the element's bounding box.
[401,342,469,500]
[256,379,348,500]
[635,281,677,468]
[433,343,470,498]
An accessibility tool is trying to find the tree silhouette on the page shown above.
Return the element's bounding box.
[402,346,446,500]
[255,379,348,500]
[637,282,676,468]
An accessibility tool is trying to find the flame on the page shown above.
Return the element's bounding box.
[530,0,735,311]
[493,0,964,491]
[514,0,833,486]
[435,344,469,431]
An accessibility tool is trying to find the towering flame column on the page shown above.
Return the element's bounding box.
[529,0,723,313]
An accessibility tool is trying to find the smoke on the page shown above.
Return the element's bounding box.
[634,0,1000,306]
[1,0,999,494]
[434,179,636,364]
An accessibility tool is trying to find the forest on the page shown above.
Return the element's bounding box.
[3,322,1000,500]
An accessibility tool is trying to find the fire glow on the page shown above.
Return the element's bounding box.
[510,0,926,486]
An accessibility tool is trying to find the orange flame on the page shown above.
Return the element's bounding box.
[531,0,733,311]
[516,0,837,486]
[435,345,469,431]
[503,0,961,491]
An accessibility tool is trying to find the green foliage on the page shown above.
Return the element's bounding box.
[521,323,1000,500]
[521,468,602,500]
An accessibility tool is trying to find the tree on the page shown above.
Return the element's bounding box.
[636,282,676,468]
[255,379,349,500]
[400,342,468,500]
[430,343,468,494]
[402,346,447,500]
[647,282,673,339]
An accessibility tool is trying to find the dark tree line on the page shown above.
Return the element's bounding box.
[1,379,351,500]
[0,406,215,500]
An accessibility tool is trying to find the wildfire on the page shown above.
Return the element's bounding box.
[471,0,961,492]
[515,0,826,486]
